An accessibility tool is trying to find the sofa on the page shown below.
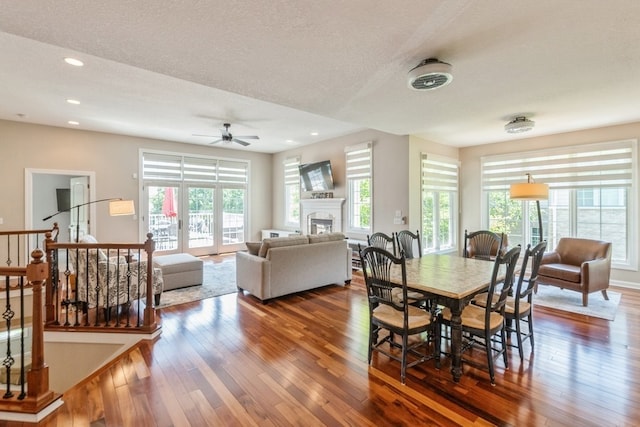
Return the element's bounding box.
[537,237,612,306]
[236,233,352,302]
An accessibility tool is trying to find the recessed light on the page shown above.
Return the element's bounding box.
[310,132,319,136]
[64,57,84,67]
[66,99,81,105]
[68,120,80,125]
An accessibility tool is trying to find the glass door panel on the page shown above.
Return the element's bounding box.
[221,187,246,252]
[186,186,215,255]
[147,185,180,252]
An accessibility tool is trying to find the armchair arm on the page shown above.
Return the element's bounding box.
[581,257,611,292]
[540,251,560,265]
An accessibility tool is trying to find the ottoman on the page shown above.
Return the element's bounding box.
[153,253,204,291]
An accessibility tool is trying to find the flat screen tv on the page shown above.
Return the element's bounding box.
[56,188,71,212]
[299,160,334,192]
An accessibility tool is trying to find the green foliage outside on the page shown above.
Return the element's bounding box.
[357,179,371,228]
[149,186,244,214]
[488,190,522,235]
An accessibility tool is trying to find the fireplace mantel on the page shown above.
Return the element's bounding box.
[300,198,345,234]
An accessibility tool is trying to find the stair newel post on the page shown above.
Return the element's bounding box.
[25,249,55,404]
[143,233,157,330]
[43,231,56,325]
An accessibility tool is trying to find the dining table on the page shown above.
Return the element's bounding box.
[389,253,502,383]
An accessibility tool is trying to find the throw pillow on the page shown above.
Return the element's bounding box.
[245,241,261,256]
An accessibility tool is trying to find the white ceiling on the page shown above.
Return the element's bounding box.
[2,1,640,153]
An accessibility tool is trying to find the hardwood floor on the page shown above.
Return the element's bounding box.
[4,258,640,426]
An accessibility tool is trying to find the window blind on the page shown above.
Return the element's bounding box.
[142,152,248,184]
[421,153,459,192]
[482,140,635,191]
[284,156,301,186]
[142,153,182,181]
[345,142,372,179]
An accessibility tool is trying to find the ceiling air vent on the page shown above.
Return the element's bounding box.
[407,58,453,91]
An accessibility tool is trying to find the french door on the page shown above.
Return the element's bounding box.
[144,183,246,255]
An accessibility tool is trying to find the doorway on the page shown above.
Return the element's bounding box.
[25,168,96,242]
[142,183,246,256]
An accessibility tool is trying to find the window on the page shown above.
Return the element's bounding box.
[421,154,459,254]
[345,142,372,233]
[283,156,300,227]
[482,139,636,267]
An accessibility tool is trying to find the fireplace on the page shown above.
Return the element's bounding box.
[300,198,345,235]
[309,218,333,234]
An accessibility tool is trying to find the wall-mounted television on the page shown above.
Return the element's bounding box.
[299,160,334,192]
[56,188,71,212]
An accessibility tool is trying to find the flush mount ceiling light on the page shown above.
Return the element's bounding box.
[505,116,535,133]
[407,58,453,91]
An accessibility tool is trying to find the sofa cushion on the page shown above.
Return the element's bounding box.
[258,235,309,257]
[245,241,261,256]
[308,232,346,244]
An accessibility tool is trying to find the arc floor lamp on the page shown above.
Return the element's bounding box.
[510,173,549,243]
[43,198,135,242]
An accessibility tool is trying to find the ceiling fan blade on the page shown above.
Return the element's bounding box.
[234,135,260,140]
[209,139,223,144]
[192,133,217,137]
[233,138,251,147]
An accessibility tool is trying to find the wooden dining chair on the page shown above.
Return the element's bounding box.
[396,229,422,259]
[440,245,521,385]
[367,232,396,256]
[463,229,505,261]
[358,245,439,384]
[472,241,546,360]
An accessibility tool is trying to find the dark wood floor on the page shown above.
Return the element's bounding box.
[5,256,640,426]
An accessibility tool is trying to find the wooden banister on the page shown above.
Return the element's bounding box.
[0,249,61,416]
[44,234,161,333]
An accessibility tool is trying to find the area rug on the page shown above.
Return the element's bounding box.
[533,285,621,320]
[156,260,237,308]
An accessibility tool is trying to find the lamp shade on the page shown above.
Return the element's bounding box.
[510,182,549,200]
[109,199,135,216]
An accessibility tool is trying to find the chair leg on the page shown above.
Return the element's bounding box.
[515,318,524,360]
[528,315,535,351]
[501,329,509,369]
[368,322,375,364]
[602,289,609,301]
[485,336,496,386]
[401,333,408,385]
[582,293,589,307]
[434,320,441,369]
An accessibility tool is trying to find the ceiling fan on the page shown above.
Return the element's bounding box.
[193,123,259,147]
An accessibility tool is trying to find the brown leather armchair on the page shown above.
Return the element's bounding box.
[537,237,612,306]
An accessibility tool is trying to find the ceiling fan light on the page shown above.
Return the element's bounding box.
[505,116,535,133]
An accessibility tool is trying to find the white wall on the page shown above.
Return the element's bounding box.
[459,121,640,287]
